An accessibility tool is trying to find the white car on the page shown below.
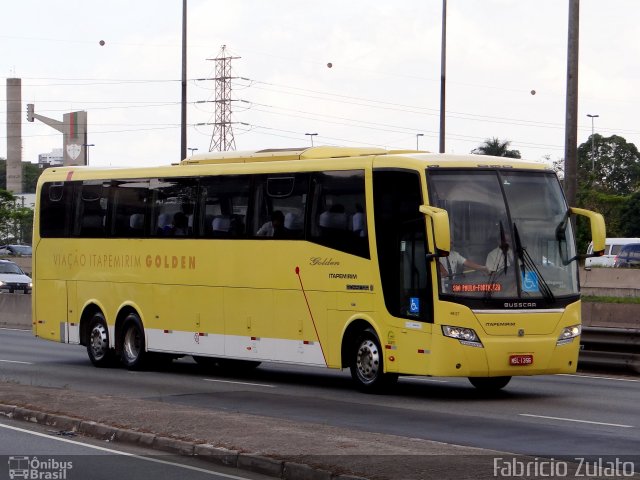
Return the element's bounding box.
[0,260,32,294]
[585,237,640,269]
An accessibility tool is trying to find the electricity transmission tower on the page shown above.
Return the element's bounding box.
[208,45,240,152]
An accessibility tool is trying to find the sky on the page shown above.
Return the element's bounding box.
[2,0,639,168]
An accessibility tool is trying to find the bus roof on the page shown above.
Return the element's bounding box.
[37,147,551,183]
[182,146,548,169]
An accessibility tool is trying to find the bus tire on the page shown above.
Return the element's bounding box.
[87,312,116,367]
[350,327,398,392]
[468,376,511,391]
[120,313,147,370]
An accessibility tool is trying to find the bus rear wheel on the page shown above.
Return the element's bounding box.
[120,313,147,370]
[350,328,397,392]
[87,312,116,367]
[468,376,511,392]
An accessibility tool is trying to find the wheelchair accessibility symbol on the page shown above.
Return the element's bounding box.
[409,297,420,315]
[522,271,539,293]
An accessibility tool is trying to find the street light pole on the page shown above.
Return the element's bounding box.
[83,144,95,165]
[416,133,424,150]
[587,113,599,170]
[305,133,318,147]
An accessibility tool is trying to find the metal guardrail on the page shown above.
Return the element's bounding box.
[580,326,640,374]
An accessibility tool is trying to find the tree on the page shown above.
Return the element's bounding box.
[619,191,640,237]
[573,134,640,249]
[0,188,33,244]
[0,159,44,193]
[578,134,640,195]
[471,137,521,158]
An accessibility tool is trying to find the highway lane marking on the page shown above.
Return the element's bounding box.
[0,327,30,332]
[202,378,276,388]
[0,422,257,480]
[0,359,33,365]
[519,413,634,428]
[557,373,640,383]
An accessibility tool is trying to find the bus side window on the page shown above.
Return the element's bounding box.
[309,170,369,258]
[252,173,309,239]
[40,181,75,238]
[74,181,108,238]
[149,177,197,237]
[199,175,249,239]
[111,179,149,238]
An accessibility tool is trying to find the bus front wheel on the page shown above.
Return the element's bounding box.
[350,328,398,392]
[468,376,511,392]
[120,313,147,370]
[87,312,116,367]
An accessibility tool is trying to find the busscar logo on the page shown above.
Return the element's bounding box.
[503,302,537,309]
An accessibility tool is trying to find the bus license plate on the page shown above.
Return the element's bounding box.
[509,354,533,366]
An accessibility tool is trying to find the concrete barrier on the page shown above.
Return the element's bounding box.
[580,267,640,298]
[0,294,32,329]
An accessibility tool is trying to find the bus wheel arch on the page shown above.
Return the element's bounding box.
[115,307,148,370]
[342,320,398,392]
[82,306,116,367]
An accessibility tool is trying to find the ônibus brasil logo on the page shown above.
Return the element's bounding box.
[8,456,73,479]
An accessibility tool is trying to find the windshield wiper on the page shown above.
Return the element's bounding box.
[513,223,555,303]
[484,221,509,302]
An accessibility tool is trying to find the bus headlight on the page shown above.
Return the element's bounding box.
[442,325,483,348]
[557,324,581,345]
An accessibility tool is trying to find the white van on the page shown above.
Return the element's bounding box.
[585,237,640,269]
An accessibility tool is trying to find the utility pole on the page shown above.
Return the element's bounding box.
[208,45,240,152]
[439,0,447,154]
[180,0,187,161]
[564,0,580,208]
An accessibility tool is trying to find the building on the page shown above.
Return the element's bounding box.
[38,148,64,169]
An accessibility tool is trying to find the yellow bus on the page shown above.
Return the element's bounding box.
[32,146,605,392]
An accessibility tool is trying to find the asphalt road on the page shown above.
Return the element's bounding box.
[0,416,274,480]
[1,328,639,465]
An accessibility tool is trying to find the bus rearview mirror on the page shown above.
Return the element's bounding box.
[419,205,451,255]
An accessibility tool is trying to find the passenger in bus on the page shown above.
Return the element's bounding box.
[172,211,189,236]
[351,204,366,237]
[486,231,514,273]
[318,204,348,230]
[439,250,488,277]
[256,210,285,237]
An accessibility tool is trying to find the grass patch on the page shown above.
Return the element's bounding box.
[582,295,640,304]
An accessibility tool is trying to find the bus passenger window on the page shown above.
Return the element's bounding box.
[199,175,249,238]
[309,170,369,258]
[253,173,308,240]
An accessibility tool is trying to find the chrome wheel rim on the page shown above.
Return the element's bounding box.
[356,339,380,383]
[123,326,141,363]
[89,322,109,361]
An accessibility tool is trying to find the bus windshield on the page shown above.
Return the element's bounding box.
[427,169,578,304]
